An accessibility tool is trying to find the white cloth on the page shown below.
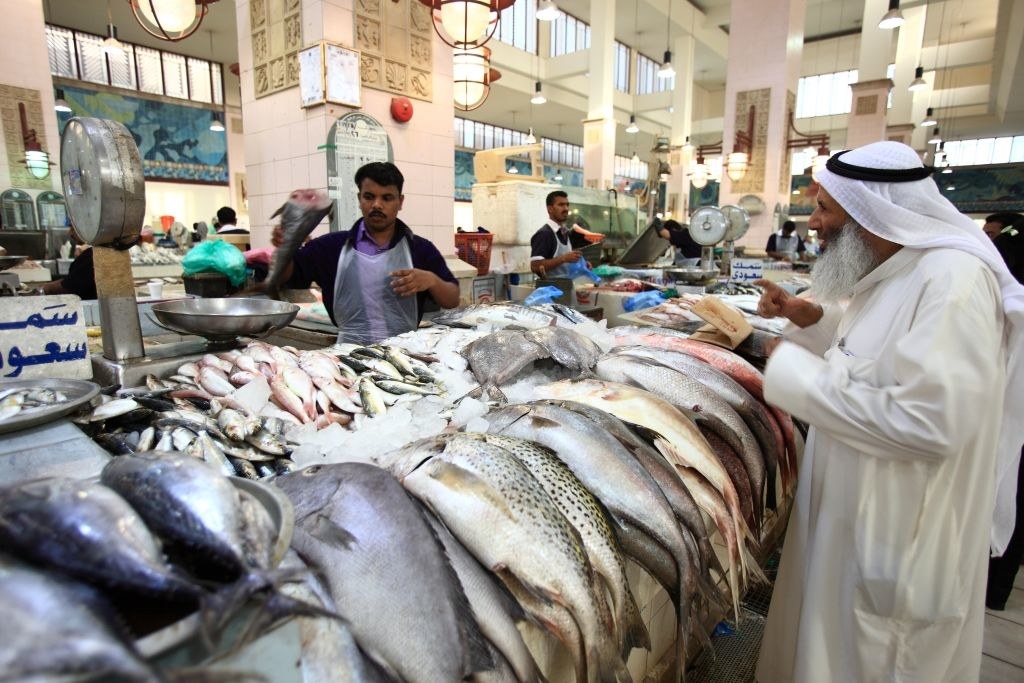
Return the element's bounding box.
[817,141,1024,554]
[756,246,1004,683]
[332,237,416,345]
[539,221,574,278]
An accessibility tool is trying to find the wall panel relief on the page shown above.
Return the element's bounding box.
[732,88,770,195]
[251,0,301,99]
[780,90,795,195]
[356,0,433,102]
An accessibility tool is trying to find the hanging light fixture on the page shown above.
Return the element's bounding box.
[908,66,928,91]
[631,150,640,163]
[19,102,52,180]
[928,127,942,145]
[525,127,537,144]
[130,0,219,42]
[531,81,547,105]
[785,109,830,181]
[553,168,563,182]
[102,24,125,54]
[209,112,225,132]
[507,163,520,174]
[453,45,501,111]
[536,0,561,21]
[920,107,937,127]
[878,0,905,29]
[54,89,72,113]
[625,114,639,134]
[417,0,515,50]
[658,2,675,79]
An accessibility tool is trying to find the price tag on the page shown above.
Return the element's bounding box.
[730,258,764,282]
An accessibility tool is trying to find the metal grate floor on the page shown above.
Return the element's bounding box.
[688,550,782,683]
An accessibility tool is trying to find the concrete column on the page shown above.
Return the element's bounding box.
[847,79,895,147]
[666,31,695,220]
[582,0,616,191]
[234,0,457,254]
[889,5,931,151]
[885,123,916,147]
[858,0,897,80]
[722,0,807,247]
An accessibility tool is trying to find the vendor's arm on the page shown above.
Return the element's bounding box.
[530,228,581,276]
[530,251,582,276]
[39,279,69,295]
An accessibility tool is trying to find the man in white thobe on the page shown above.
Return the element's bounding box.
[754,141,1024,683]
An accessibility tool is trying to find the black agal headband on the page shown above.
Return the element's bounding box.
[825,150,935,182]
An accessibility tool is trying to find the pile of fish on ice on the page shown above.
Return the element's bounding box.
[0,449,332,681]
[62,299,799,682]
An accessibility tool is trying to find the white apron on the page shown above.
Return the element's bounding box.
[776,233,799,259]
[545,226,574,279]
[332,238,417,345]
[756,247,1005,683]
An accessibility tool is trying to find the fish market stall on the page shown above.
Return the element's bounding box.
[0,296,805,682]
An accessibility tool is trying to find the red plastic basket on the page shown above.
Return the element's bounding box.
[455,232,493,276]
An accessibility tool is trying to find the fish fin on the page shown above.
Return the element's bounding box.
[309,513,358,549]
[591,645,632,683]
[425,459,518,521]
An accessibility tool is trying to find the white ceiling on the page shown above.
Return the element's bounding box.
[42,0,1024,161]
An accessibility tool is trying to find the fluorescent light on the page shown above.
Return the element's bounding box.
[625,114,639,134]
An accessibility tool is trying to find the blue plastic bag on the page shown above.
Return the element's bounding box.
[564,256,602,284]
[524,285,566,306]
[182,240,247,287]
[622,290,665,312]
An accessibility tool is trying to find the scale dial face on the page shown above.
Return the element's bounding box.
[60,117,146,247]
[689,206,729,246]
[720,204,751,241]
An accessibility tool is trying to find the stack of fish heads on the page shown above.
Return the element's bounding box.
[276,462,496,683]
[0,556,164,683]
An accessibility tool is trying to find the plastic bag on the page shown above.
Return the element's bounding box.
[623,290,665,312]
[592,264,623,278]
[524,285,566,306]
[182,239,247,287]
[564,256,602,284]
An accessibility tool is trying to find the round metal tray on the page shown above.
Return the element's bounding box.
[0,378,100,435]
[0,255,28,272]
[147,298,300,344]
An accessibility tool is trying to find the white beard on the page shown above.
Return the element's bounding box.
[810,220,880,303]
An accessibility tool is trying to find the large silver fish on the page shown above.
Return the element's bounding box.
[264,188,334,300]
[0,477,200,604]
[432,302,560,329]
[0,560,163,683]
[462,330,548,401]
[383,434,629,683]
[277,462,494,683]
[525,326,603,374]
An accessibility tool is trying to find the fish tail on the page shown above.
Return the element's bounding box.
[619,584,651,656]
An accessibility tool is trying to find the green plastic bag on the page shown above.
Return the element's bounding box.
[182,240,247,287]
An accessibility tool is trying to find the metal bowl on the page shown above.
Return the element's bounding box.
[0,255,28,271]
[665,266,720,284]
[148,298,300,343]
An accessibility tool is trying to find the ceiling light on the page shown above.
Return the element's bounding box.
[102,23,124,54]
[631,150,640,163]
[54,89,72,113]
[131,0,217,42]
[453,46,500,111]
[657,51,675,79]
[536,0,561,21]
[530,81,546,105]
[878,0,905,29]
[525,127,536,144]
[920,107,937,127]
[210,113,225,132]
[625,114,639,134]
[928,127,942,145]
[908,66,927,91]
[726,152,748,182]
[941,167,953,174]
[553,168,563,182]
[417,0,514,49]
[506,163,519,174]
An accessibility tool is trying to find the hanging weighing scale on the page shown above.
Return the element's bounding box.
[60,117,208,387]
[719,204,751,276]
[689,206,729,277]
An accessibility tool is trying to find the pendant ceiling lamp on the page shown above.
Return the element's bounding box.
[908,66,928,91]
[878,0,905,29]
[920,107,937,127]
[536,0,560,21]
[417,0,516,50]
[130,0,219,42]
[453,45,501,111]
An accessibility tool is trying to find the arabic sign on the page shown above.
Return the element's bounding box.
[326,113,392,233]
[0,297,90,380]
[730,258,764,282]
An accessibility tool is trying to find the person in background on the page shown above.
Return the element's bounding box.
[271,162,459,344]
[752,141,1023,683]
[530,190,582,277]
[982,211,1022,241]
[657,218,702,265]
[765,220,807,261]
[39,229,97,300]
[214,206,247,234]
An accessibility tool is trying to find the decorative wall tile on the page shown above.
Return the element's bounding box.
[733,87,771,195]
[355,0,433,102]
[1,85,51,190]
[251,0,300,99]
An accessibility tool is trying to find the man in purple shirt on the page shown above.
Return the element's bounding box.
[278,162,460,344]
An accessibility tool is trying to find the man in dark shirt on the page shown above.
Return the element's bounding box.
[40,245,97,300]
[657,219,702,263]
[765,220,807,260]
[530,191,582,278]
[279,162,460,344]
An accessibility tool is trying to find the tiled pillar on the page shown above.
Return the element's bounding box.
[722,0,807,247]
[847,79,895,148]
[582,0,616,191]
[666,31,695,221]
[234,0,457,254]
